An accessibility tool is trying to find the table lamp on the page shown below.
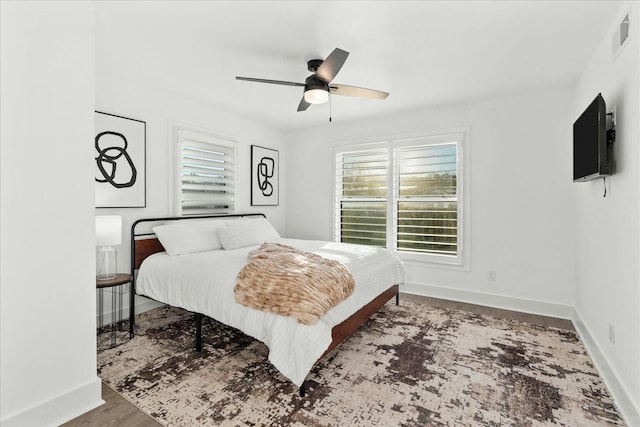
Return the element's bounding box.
[96,215,122,280]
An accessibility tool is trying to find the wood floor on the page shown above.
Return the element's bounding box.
[62,383,161,427]
[63,293,573,426]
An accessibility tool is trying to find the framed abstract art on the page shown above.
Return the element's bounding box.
[251,145,279,206]
[94,111,146,208]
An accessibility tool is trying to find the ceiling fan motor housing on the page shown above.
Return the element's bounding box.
[304,74,329,91]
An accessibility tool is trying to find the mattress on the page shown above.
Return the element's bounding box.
[135,238,405,386]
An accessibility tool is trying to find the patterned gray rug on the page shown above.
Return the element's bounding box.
[98,300,624,426]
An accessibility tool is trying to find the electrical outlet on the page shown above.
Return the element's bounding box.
[487,270,496,281]
[609,323,616,344]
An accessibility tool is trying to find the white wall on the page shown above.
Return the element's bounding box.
[0,2,102,425]
[572,2,640,421]
[94,74,287,315]
[285,88,576,318]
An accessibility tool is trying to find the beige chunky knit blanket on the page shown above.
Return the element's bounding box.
[234,243,355,325]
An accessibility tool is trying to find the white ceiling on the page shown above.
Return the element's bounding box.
[95,1,622,131]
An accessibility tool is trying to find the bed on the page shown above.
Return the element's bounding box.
[129,214,404,395]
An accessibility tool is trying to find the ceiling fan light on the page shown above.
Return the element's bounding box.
[304,88,329,104]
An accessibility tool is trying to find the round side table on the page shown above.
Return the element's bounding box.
[96,273,132,350]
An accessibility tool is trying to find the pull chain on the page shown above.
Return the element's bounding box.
[329,93,332,123]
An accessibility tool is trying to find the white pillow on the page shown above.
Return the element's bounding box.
[217,217,280,250]
[153,219,227,256]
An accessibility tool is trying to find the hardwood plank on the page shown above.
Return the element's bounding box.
[62,383,161,427]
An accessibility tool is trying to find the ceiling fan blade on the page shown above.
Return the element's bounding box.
[236,76,305,87]
[316,48,349,83]
[297,96,311,112]
[330,84,389,100]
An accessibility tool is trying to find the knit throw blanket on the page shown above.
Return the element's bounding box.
[234,243,355,325]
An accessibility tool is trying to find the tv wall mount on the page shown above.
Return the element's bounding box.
[606,112,616,145]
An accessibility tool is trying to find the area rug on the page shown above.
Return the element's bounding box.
[97,300,625,426]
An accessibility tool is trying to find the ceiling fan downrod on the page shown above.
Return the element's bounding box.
[307,59,324,73]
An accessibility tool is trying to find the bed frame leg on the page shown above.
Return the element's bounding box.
[129,276,136,339]
[396,292,400,305]
[299,381,306,397]
[195,313,202,352]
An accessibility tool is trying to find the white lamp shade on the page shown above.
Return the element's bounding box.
[95,215,122,246]
[304,88,329,104]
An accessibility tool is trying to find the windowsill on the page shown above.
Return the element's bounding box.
[395,251,469,271]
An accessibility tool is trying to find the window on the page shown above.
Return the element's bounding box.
[174,127,236,216]
[334,133,466,266]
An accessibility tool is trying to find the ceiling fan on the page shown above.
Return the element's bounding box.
[236,48,389,112]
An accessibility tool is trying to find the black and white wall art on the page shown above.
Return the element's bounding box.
[94,111,146,208]
[251,145,279,206]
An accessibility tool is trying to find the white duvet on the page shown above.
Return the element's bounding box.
[135,238,405,387]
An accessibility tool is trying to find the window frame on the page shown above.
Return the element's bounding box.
[333,131,469,269]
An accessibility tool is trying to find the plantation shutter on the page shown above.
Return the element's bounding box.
[335,148,388,247]
[394,142,458,255]
[177,131,235,215]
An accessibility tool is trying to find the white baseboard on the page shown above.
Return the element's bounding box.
[96,294,164,325]
[572,308,640,426]
[132,295,165,316]
[0,377,103,427]
[400,281,638,426]
[401,281,574,319]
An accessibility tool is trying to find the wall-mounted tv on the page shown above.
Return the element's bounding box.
[573,93,611,182]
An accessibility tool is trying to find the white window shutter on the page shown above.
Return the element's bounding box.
[176,129,236,216]
[335,148,388,247]
[394,143,458,255]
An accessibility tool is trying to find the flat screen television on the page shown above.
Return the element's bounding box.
[573,93,610,181]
